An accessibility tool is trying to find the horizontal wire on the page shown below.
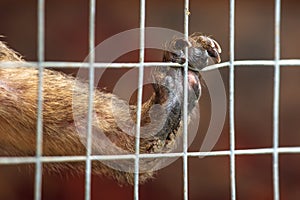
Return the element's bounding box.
[1,147,300,164]
[0,59,300,69]
[202,59,300,71]
[0,61,182,68]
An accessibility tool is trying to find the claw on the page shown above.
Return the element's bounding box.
[164,33,222,71]
[191,33,222,64]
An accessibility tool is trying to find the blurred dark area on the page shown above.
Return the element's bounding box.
[0,0,300,199]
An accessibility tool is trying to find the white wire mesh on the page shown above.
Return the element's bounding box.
[133,0,146,199]
[183,1,190,200]
[84,0,96,200]
[229,0,236,199]
[273,0,281,199]
[34,0,45,199]
[1,0,300,199]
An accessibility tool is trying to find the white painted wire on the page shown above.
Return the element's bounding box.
[85,0,96,200]
[1,147,300,165]
[34,0,45,199]
[133,0,146,199]
[183,0,190,200]
[229,0,236,200]
[273,0,281,199]
[0,59,300,69]
[8,0,296,199]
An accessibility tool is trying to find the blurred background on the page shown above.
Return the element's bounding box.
[0,0,300,199]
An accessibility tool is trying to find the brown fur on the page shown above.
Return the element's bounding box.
[0,35,221,185]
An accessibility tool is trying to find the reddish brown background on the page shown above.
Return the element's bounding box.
[0,0,300,199]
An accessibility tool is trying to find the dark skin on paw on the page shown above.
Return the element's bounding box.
[145,33,222,152]
[163,32,221,101]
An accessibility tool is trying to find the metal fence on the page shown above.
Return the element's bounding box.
[1,0,300,199]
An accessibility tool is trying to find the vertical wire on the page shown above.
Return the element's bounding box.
[183,0,189,200]
[85,0,96,199]
[273,0,281,199]
[35,0,45,199]
[229,0,236,200]
[134,0,146,199]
